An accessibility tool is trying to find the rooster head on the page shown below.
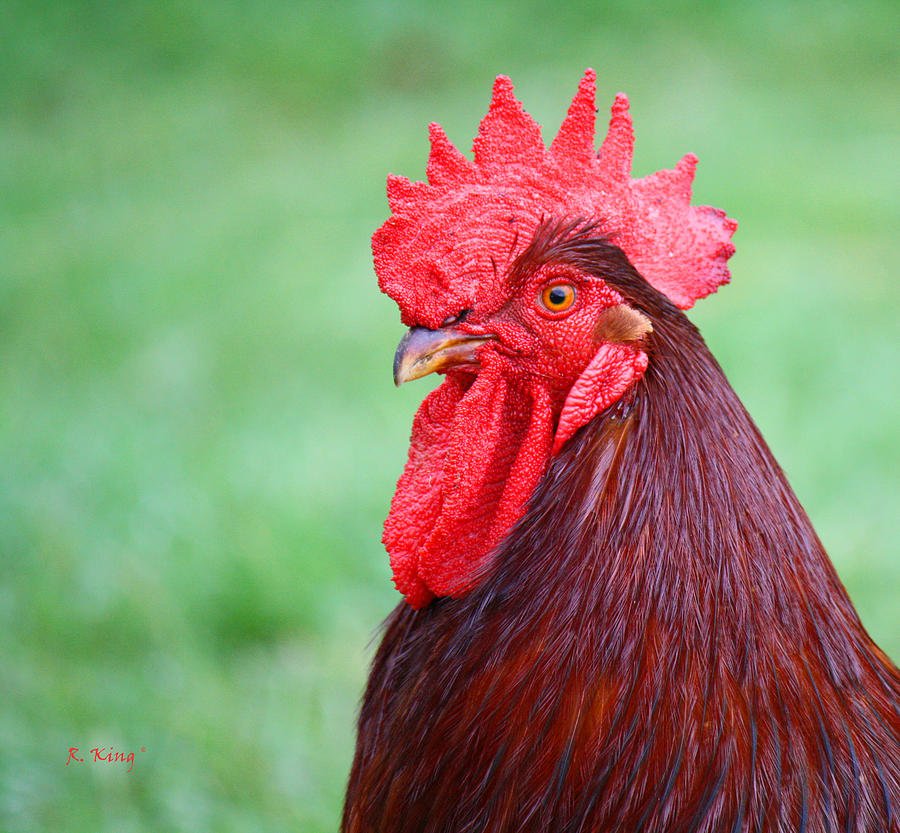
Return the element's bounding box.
[374,69,737,608]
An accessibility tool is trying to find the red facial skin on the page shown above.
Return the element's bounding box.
[385,257,649,607]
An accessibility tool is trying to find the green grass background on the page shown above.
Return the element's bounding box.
[1,1,897,830]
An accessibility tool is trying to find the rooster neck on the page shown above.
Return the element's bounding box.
[484,313,881,686]
[489,316,810,618]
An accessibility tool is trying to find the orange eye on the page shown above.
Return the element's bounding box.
[539,283,576,313]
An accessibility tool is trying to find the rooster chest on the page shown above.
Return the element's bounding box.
[346,601,678,832]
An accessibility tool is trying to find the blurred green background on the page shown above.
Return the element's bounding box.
[1,0,897,830]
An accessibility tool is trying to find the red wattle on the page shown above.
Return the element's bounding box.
[383,352,555,608]
[383,340,649,608]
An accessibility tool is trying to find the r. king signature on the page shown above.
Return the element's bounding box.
[66,746,145,773]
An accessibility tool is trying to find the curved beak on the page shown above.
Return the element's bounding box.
[393,326,494,386]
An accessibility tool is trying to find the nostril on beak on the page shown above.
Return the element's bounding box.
[440,309,471,328]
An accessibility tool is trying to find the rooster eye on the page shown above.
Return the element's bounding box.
[539,283,576,313]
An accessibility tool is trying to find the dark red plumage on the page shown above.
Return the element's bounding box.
[343,75,900,832]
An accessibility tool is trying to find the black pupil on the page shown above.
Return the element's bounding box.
[548,287,568,306]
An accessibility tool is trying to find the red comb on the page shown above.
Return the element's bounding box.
[374,69,737,322]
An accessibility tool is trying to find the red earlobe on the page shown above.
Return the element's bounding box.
[553,343,648,454]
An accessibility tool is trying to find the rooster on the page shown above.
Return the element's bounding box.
[342,70,900,833]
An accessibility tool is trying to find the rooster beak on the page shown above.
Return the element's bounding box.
[393,326,494,386]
